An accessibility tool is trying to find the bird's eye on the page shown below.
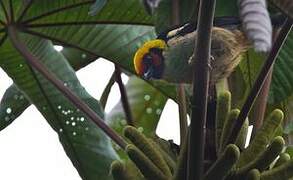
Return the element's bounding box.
[145,55,152,60]
[143,54,153,66]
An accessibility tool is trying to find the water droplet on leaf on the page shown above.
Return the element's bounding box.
[6,108,12,114]
[144,95,151,101]
[146,108,152,114]
[156,109,162,115]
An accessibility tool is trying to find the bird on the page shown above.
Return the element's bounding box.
[133,19,250,85]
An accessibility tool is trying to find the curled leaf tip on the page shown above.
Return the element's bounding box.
[238,0,272,52]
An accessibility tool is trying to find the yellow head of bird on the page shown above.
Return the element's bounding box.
[133,39,167,79]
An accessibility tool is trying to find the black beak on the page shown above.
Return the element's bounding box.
[143,65,155,80]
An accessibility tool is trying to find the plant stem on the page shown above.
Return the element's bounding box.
[178,85,188,145]
[188,0,216,179]
[172,0,180,24]
[250,30,279,138]
[100,72,115,109]
[114,66,134,126]
[250,62,272,138]
[9,0,14,22]
[226,19,293,145]
[7,25,128,149]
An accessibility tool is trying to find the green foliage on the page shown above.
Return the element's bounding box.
[239,32,293,105]
[239,50,266,89]
[107,77,169,136]
[215,0,238,16]
[216,91,231,153]
[126,144,168,180]
[0,0,157,178]
[235,118,249,150]
[148,138,177,173]
[0,0,293,179]
[110,126,177,180]
[260,159,293,180]
[124,126,172,177]
[237,109,284,167]
[89,0,107,15]
[219,109,240,154]
[24,0,154,72]
[271,32,293,103]
[0,85,30,130]
[246,169,260,180]
[0,48,97,131]
[274,153,291,167]
[110,160,135,180]
[110,102,293,180]
[231,136,285,179]
[204,144,240,180]
[0,34,118,179]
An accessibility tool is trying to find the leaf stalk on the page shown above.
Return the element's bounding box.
[7,25,128,149]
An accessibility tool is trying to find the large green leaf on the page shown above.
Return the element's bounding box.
[0,48,98,131]
[239,50,265,89]
[270,31,293,103]
[62,47,98,70]
[20,0,154,73]
[0,31,117,179]
[215,0,238,16]
[107,76,168,136]
[20,0,178,100]
[89,0,108,15]
[0,84,30,131]
[0,0,158,178]
[0,0,176,137]
[23,0,153,24]
[239,30,293,105]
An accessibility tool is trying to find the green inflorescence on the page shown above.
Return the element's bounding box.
[110,90,293,180]
[273,153,291,167]
[111,160,136,180]
[216,91,231,155]
[124,126,172,178]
